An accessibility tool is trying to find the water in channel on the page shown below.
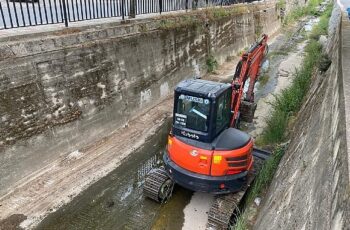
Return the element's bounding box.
[37,120,192,230]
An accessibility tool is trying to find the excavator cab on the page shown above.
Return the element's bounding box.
[172,79,232,143]
[163,79,254,194]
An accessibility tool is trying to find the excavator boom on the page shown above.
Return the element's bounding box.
[230,34,269,127]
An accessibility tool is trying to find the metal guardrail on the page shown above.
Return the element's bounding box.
[0,0,248,30]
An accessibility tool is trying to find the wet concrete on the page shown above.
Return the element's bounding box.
[0,214,27,230]
[36,118,192,230]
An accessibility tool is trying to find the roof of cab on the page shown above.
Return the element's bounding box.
[175,79,231,98]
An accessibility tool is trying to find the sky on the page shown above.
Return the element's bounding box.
[338,0,350,10]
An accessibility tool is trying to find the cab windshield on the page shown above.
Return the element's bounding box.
[175,94,210,132]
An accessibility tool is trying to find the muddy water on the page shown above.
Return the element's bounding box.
[37,119,192,230]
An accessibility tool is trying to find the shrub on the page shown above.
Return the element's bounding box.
[233,3,332,229]
[206,55,218,73]
[260,40,321,144]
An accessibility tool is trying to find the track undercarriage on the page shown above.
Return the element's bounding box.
[143,148,270,229]
[143,167,175,203]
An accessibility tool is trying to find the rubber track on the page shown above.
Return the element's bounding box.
[143,168,170,203]
[206,152,268,230]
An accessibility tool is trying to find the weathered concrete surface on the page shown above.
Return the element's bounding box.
[286,0,308,13]
[341,10,350,188]
[254,6,350,230]
[0,1,281,197]
[0,97,172,229]
[0,1,281,228]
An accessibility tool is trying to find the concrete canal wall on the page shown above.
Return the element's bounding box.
[0,1,280,196]
[254,5,350,229]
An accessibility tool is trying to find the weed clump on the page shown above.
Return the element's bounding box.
[309,3,333,39]
[233,145,287,230]
[233,2,333,229]
[258,74,269,87]
[157,4,250,31]
[283,0,324,25]
[158,16,200,31]
[204,5,249,21]
[260,40,322,144]
[276,0,286,9]
[206,55,218,73]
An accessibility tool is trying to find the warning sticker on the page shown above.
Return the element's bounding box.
[175,113,187,127]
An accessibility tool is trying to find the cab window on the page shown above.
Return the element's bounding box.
[216,91,231,135]
[175,94,210,132]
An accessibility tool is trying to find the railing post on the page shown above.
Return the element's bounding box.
[129,0,136,18]
[185,0,188,11]
[193,0,198,10]
[62,0,69,27]
[159,0,162,14]
[122,0,125,20]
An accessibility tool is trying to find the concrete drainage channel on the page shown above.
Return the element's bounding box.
[35,17,316,230]
[35,118,193,230]
[35,117,195,230]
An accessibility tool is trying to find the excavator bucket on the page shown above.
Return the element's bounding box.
[240,100,257,122]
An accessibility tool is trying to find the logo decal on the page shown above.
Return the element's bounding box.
[190,150,198,157]
[181,131,199,140]
[179,94,204,104]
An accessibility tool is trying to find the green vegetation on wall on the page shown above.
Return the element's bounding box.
[205,5,249,21]
[157,4,251,31]
[206,55,218,73]
[284,0,324,25]
[158,15,201,31]
[276,0,286,9]
[233,2,333,229]
[309,3,333,39]
[259,40,322,144]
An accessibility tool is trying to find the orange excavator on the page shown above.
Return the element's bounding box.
[144,34,270,228]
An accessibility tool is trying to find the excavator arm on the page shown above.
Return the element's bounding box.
[230,34,269,127]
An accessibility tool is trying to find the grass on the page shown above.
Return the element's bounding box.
[205,5,249,21]
[206,55,218,73]
[139,24,148,33]
[158,15,201,31]
[233,2,333,229]
[259,39,322,145]
[157,4,250,31]
[309,3,333,39]
[233,146,287,230]
[276,0,286,10]
[258,74,269,87]
[246,146,286,206]
[283,0,323,25]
